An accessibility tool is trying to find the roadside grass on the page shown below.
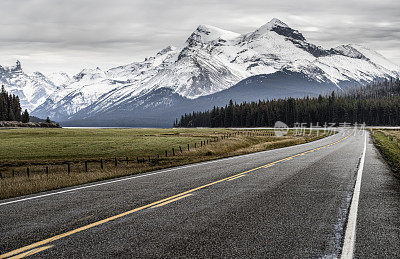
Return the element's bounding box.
[371,129,400,178]
[0,128,332,199]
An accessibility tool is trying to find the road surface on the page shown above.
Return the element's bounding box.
[1,131,399,258]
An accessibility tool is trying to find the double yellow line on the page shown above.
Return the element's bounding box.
[0,134,350,259]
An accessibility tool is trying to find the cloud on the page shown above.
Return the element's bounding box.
[0,0,399,74]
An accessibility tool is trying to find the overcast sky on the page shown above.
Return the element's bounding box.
[0,0,399,75]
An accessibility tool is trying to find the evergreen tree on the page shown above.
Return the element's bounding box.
[0,85,31,122]
[21,109,30,123]
[175,79,400,128]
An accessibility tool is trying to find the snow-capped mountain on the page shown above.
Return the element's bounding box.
[0,61,62,111]
[31,18,400,125]
[46,72,71,87]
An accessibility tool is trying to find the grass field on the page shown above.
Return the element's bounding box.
[371,129,400,178]
[0,128,238,166]
[0,128,332,199]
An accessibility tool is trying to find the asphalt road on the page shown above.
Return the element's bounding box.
[1,131,399,258]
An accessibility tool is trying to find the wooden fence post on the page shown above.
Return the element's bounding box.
[12,169,15,177]
[188,144,190,151]
[172,148,175,156]
[165,150,168,157]
[67,163,71,174]
[27,167,30,177]
[126,157,129,165]
[46,166,49,176]
[100,159,103,169]
[115,157,118,166]
[85,161,88,172]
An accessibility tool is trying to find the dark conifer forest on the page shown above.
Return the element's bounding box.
[175,79,400,127]
[0,85,29,122]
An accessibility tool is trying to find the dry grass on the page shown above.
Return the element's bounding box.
[0,128,331,200]
[371,129,400,178]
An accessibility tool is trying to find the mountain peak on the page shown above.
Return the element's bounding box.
[73,67,105,81]
[267,18,289,28]
[2,60,23,73]
[251,18,307,43]
[186,24,240,45]
[16,60,22,70]
[254,18,289,34]
[157,45,177,56]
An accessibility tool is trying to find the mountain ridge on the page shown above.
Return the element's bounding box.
[2,18,398,125]
[0,61,61,111]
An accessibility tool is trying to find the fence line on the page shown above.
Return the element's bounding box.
[0,130,277,179]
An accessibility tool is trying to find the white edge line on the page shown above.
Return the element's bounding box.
[341,131,367,259]
[0,132,341,207]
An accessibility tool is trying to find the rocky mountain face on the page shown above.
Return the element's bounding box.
[12,18,400,126]
[0,61,62,111]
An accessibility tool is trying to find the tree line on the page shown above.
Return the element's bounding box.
[0,85,29,122]
[175,79,400,127]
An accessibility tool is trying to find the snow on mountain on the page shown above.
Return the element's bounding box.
[32,47,181,120]
[187,24,241,44]
[0,61,60,111]
[33,67,119,119]
[31,18,400,122]
[332,45,367,60]
[253,18,290,34]
[46,72,71,87]
[349,44,400,72]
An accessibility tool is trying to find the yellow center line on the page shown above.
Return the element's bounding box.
[151,194,193,208]
[227,174,246,181]
[0,134,350,259]
[7,245,53,259]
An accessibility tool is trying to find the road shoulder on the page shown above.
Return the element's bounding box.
[355,133,400,257]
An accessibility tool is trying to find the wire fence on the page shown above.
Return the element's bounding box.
[0,130,276,179]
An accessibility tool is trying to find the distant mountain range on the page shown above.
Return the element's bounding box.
[1,18,399,126]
